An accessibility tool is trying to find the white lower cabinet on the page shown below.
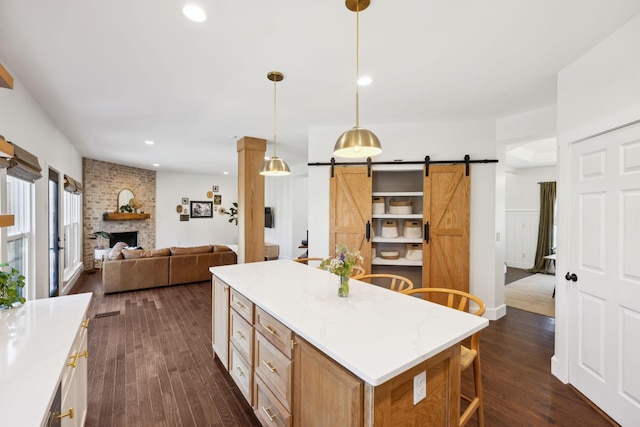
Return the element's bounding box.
[212,277,230,369]
[60,316,89,427]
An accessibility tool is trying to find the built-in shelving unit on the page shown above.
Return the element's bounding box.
[103,212,151,221]
[371,169,424,269]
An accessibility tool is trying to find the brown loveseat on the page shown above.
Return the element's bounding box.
[102,244,236,294]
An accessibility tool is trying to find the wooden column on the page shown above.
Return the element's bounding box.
[237,136,266,263]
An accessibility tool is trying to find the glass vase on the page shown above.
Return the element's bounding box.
[338,274,349,297]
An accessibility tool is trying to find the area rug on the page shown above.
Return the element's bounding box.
[504,273,556,318]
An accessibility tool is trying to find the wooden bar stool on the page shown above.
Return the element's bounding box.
[401,287,486,427]
[351,273,414,292]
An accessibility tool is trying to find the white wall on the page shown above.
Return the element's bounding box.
[155,172,238,248]
[504,166,557,268]
[264,162,308,260]
[0,61,83,299]
[308,121,505,319]
[554,13,640,382]
[506,166,557,211]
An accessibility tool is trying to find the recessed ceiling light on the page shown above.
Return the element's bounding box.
[153,163,160,167]
[357,76,372,86]
[145,140,154,145]
[223,171,229,175]
[183,4,207,23]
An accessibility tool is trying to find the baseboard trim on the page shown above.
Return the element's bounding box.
[485,304,507,320]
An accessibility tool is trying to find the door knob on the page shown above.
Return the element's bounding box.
[565,272,578,282]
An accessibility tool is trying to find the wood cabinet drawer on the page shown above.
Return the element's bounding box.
[255,331,293,411]
[231,289,253,322]
[255,307,292,358]
[230,309,253,363]
[254,374,291,427]
[229,343,252,404]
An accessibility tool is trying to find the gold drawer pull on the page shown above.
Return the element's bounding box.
[80,349,88,359]
[57,408,74,419]
[81,318,90,328]
[261,406,276,421]
[261,324,277,336]
[262,360,277,373]
[235,366,245,377]
[235,330,245,340]
[67,353,80,368]
[234,300,246,310]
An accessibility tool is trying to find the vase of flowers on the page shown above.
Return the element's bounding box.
[320,245,363,297]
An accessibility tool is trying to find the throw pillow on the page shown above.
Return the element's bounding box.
[108,242,128,260]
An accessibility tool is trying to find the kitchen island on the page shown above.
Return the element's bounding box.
[0,293,92,427]
[211,260,488,426]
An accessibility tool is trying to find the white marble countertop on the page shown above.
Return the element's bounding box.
[211,260,488,386]
[0,293,92,427]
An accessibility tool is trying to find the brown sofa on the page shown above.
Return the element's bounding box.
[102,244,236,294]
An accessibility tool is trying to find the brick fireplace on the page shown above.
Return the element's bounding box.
[83,158,156,269]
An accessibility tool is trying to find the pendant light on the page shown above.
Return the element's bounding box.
[333,0,382,159]
[260,71,291,176]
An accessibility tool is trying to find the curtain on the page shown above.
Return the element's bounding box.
[64,174,83,193]
[528,181,556,273]
[7,142,42,182]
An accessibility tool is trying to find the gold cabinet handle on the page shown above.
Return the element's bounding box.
[224,286,228,293]
[261,406,276,421]
[234,300,245,310]
[67,353,80,368]
[261,324,277,336]
[262,360,276,373]
[80,349,88,359]
[290,339,298,349]
[57,407,74,419]
[235,366,245,377]
[235,330,245,340]
[81,318,89,329]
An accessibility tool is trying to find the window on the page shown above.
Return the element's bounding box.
[63,190,81,275]
[6,175,33,300]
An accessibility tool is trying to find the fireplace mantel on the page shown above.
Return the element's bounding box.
[103,212,150,221]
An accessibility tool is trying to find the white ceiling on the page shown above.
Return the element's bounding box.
[1,0,639,175]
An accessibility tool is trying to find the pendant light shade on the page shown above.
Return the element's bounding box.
[260,71,291,176]
[333,0,382,159]
[334,127,382,158]
[260,157,290,176]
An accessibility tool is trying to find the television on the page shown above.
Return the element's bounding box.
[265,207,274,228]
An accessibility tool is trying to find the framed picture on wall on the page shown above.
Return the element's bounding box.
[182,197,189,205]
[190,201,213,218]
[213,195,221,205]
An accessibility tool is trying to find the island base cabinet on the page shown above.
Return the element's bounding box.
[293,336,460,427]
[254,375,292,427]
[293,337,364,427]
[365,345,460,427]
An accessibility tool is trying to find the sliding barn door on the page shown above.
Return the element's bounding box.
[329,167,372,273]
[423,164,470,293]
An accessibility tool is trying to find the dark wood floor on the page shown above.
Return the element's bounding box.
[71,271,613,427]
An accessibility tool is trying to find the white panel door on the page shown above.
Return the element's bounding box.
[568,123,640,426]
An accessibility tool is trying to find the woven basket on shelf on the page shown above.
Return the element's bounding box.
[388,198,413,214]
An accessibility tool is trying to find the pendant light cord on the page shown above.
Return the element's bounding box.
[355,2,360,129]
[273,76,278,157]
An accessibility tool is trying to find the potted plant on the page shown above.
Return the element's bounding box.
[0,263,26,309]
[89,230,113,249]
[224,202,238,225]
